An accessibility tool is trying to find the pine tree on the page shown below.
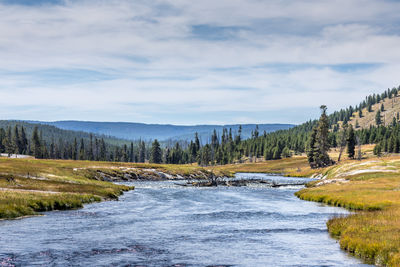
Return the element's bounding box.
[31,127,42,158]
[314,105,332,167]
[235,125,242,144]
[376,110,382,125]
[139,140,146,163]
[20,126,28,154]
[306,127,317,166]
[129,142,134,162]
[347,125,356,159]
[373,144,382,156]
[99,138,106,161]
[381,104,385,112]
[13,126,21,154]
[253,125,259,138]
[88,134,94,160]
[72,138,78,160]
[150,139,162,163]
[79,138,85,160]
[0,128,5,152]
[194,132,200,152]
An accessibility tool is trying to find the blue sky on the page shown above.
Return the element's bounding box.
[0,0,400,125]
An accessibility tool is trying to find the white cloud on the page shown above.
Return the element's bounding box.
[0,0,399,124]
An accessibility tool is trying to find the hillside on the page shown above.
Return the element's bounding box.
[346,93,400,129]
[0,120,130,147]
[30,121,294,141]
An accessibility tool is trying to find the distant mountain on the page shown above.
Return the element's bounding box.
[29,121,295,141]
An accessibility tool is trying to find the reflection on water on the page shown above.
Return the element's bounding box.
[0,173,370,266]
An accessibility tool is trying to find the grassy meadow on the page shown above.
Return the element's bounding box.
[295,154,400,266]
[0,157,137,219]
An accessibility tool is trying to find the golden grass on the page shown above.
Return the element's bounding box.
[0,158,134,219]
[210,156,318,177]
[296,154,400,266]
[0,190,101,219]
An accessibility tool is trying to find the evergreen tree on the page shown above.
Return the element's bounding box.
[235,125,242,144]
[314,105,332,167]
[306,127,317,166]
[150,139,162,163]
[129,142,134,162]
[13,126,21,154]
[122,144,128,162]
[20,126,28,154]
[373,143,382,156]
[99,138,106,161]
[78,138,85,160]
[31,127,42,158]
[88,134,94,160]
[381,104,385,112]
[194,132,200,151]
[347,125,356,159]
[139,140,146,163]
[376,110,382,125]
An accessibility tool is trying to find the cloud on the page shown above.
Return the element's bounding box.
[0,0,399,124]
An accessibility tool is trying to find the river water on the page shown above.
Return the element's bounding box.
[0,173,370,266]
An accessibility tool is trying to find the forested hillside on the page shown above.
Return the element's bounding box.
[0,121,148,162]
[32,121,294,141]
[0,121,129,146]
[2,85,400,165]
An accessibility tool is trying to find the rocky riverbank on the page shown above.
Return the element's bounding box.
[81,167,218,182]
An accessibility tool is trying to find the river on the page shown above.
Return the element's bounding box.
[0,173,370,266]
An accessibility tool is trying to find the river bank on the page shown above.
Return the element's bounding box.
[296,155,400,266]
[0,174,368,266]
[1,154,399,266]
[0,156,315,219]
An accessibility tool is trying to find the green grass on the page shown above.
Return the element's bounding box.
[0,190,101,219]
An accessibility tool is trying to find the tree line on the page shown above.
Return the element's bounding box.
[3,85,400,166]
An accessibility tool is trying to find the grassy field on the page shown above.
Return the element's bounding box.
[296,155,400,266]
[0,158,137,219]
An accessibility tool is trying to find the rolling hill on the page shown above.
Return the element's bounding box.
[346,93,400,129]
[29,121,295,141]
[0,120,130,146]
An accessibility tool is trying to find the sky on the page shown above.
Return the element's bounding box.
[0,0,400,125]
